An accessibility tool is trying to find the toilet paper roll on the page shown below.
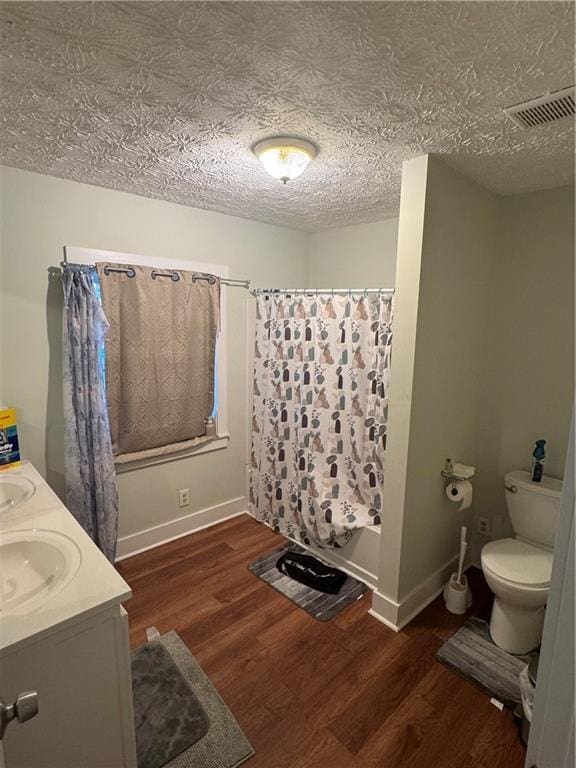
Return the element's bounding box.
[446,480,473,511]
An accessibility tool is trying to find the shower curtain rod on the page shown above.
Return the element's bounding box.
[60,261,393,296]
[251,287,394,296]
[60,260,251,289]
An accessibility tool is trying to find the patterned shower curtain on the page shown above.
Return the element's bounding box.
[62,264,119,562]
[249,292,393,547]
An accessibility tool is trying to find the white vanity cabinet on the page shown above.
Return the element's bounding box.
[0,605,136,768]
[0,462,137,768]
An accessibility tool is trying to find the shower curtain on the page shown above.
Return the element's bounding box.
[63,264,119,562]
[249,291,393,547]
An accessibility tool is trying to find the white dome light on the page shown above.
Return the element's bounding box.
[253,137,317,184]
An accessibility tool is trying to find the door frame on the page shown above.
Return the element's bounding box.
[526,411,575,767]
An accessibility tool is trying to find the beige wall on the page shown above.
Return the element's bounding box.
[475,186,574,549]
[0,166,308,539]
[309,218,398,288]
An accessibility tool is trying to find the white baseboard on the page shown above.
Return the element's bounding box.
[115,496,246,561]
[369,590,402,631]
[368,603,402,632]
[369,553,460,632]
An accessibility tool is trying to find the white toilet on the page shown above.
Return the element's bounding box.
[481,470,562,655]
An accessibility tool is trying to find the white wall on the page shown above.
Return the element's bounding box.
[475,186,574,551]
[0,166,309,543]
[309,218,398,288]
[373,155,499,627]
[398,158,499,598]
[372,158,574,630]
[372,157,428,608]
[0,166,400,553]
[3,161,571,612]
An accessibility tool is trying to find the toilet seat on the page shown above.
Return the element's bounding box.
[481,538,552,588]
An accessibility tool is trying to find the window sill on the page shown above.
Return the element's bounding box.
[114,434,230,474]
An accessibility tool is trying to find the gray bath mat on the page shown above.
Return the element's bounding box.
[248,542,367,621]
[436,616,536,708]
[132,642,209,768]
[132,632,254,768]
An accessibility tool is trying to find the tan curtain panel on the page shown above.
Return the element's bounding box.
[96,263,220,461]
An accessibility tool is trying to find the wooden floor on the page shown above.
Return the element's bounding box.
[117,515,526,768]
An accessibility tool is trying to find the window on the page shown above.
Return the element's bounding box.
[65,246,229,471]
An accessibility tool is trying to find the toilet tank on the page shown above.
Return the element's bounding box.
[505,470,563,548]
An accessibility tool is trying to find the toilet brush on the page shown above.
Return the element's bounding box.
[444,526,473,614]
[456,526,467,585]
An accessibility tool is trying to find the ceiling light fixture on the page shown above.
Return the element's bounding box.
[253,136,317,184]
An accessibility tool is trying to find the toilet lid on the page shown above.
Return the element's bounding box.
[481,538,552,587]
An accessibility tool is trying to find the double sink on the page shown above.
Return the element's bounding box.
[0,475,82,616]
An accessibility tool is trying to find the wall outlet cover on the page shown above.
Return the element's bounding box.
[477,516,491,536]
[179,488,190,508]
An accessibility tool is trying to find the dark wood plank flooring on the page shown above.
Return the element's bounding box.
[117,514,526,768]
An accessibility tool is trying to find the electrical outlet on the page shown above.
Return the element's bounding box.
[179,488,190,508]
[477,516,491,536]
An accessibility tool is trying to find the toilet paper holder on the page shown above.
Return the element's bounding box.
[441,458,476,482]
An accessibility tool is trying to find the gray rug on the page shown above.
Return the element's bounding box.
[436,616,537,708]
[248,542,367,621]
[132,632,254,768]
[132,642,209,768]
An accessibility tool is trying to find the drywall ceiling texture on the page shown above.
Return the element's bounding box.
[0,1,573,231]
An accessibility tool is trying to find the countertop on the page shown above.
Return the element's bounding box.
[0,461,131,655]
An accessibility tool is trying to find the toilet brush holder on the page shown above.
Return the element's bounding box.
[444,573,472,615]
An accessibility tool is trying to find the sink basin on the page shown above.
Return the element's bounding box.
[0,475,35,512]
[0,529,82,615]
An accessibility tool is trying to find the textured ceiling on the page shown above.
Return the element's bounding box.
[0,1,573,231]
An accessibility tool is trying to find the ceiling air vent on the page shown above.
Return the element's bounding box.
[504,85,575,128]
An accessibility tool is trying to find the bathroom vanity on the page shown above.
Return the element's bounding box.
[0,462,137,768]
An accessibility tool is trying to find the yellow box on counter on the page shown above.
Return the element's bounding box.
[0,407,21,470]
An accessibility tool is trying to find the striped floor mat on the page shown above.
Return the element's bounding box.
[248,542,367,621]
[436,616,537,707]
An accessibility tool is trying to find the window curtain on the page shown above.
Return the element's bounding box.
[96,264,220,462]
[249,292,393,547]
[62,264,118,562]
